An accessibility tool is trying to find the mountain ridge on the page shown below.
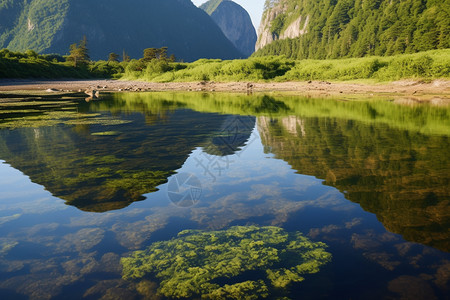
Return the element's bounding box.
[200,0,257,57]
[0,0,242,61]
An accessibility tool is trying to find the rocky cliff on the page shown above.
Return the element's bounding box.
[256,0,309,51]
[254,0,450,59]
[201,0,257,57]
[0,0,242,61]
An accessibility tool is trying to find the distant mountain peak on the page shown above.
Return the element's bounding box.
[201,0,257,57]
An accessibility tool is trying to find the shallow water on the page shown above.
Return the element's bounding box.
[0,92,449,299]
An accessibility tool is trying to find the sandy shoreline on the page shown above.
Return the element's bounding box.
[0,78,449,101]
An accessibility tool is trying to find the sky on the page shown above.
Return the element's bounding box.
[192,0,265,30]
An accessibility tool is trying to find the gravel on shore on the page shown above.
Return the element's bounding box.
[0,79,449,102]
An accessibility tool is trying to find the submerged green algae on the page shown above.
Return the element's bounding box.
[0,94,132,129]
[121,226,331,299]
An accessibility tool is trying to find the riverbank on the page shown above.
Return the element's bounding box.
[0,79,449,100]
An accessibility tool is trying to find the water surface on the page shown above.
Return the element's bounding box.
[0,92,449,299]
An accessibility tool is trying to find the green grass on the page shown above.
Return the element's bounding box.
[121,49,450,82]
[281,50,450,81]
[1,48,449,82]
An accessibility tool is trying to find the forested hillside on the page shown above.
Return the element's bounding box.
[0,0,242,61]
[254,0,450,59]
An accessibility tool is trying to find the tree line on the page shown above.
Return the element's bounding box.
[66,36,176,67]
[0,36,179,79]
[254,0,450,59]
[1,36,448,81]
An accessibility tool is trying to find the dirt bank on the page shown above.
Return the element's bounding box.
[0,79,449,101]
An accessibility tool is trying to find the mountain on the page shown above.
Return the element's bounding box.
[0,0,242,61]
[254,0,450,59]
[200,0,257,57]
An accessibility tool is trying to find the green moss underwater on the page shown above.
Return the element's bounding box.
[121,225,332,299]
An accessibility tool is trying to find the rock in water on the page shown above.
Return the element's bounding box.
[201,0,257,57]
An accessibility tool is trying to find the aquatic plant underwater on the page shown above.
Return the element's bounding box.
[121,225,332,298]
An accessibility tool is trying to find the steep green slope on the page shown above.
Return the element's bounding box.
[200,0,223,15]
[200,0,257,57]
[0,0,242,61]
[254,0,450,59]
[0,0,25,46]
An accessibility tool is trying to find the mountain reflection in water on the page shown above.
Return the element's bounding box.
[0,95,255,212]
[0,91,449,299]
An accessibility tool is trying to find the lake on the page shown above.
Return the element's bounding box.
[0,92,449,299]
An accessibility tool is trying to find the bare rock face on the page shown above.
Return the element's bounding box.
[281,15,309,40]
[255,0,308,51]
[201,0,257,57]
[255,1,286,52]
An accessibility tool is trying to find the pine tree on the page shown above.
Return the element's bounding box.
[67,36,90,67]
[108,52,120,62]
[159,47,168,60]
[122,50,130,62]
[79,36,89,61]
[143,48,157,62]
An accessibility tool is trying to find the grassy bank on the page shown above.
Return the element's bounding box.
[122,49,449,82]
[0,49,123,79]
[1,48,449,82]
